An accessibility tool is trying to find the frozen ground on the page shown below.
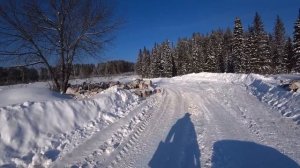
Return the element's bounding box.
[0,73,299,168]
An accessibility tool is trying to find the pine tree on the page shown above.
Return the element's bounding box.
[136,49,143,75]
[251,12,272,74]
[207,30,224,72]
[261,32,272,73]
[223,28,234,73]
[272,16,286,73]
[150,44,162,77]
[293,11,300,72]
[191,33,204,73]
[205,35,215,72]
[284,38,295,73]
[232,17,245,73]
[175,38,191,75]
[245,26,256,73]
[141,47,151,78]
[161,40,174,77]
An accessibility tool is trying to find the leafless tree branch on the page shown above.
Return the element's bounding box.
[0,0,120,92]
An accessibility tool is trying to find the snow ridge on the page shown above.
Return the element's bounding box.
[0,87,139,167]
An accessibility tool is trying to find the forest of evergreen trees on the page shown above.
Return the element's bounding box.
[0,60,134,85]
[136,12,300,78]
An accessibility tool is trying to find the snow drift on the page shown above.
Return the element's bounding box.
[0,87,72,107]
[0,86,139,167]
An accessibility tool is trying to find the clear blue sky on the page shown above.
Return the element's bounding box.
[102,0,299,63]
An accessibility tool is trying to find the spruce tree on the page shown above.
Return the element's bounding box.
[252,13,272,74]
[245,27,256,73]
[161,40,174,77]
[141,47,151,78]
[284,38,295,73]
[223,28,234,73]
[205,35,215,72]
[293,11,300,72]
[207,30,224,72]
[150,44,162,77]
[232,17,245,73]
[273,16,286,73]
[136,49,143,75]
[261,33,272,73]
[214,29,225,72]
[175,38,191,75]
[191,33,203,73]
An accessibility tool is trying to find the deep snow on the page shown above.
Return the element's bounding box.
[0,73,299,167]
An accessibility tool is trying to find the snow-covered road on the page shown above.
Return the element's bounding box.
[53,77,300,168]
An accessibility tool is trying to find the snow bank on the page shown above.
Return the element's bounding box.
[246,75,300,125]
[0,87,139,167]
[171,72,268,84]
[170,72,300,125]
[0,74,139,108]
[0,87,71,107]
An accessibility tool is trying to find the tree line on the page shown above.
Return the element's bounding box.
[0,60,134,85]
[136,12,300,78]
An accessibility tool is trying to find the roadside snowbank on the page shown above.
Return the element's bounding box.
[246,75,300,125]
[170,73,300,124]
[0,87,71,107]
[0,86,139,167]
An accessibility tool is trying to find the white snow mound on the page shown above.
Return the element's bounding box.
[0,87,71,107]
[0,87,139,167]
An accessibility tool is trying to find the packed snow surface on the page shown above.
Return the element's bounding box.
[0,73,299,168]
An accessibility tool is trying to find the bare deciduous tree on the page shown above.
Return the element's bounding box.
[0,0,120,92]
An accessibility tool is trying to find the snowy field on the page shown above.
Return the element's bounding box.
[0,73,299,167]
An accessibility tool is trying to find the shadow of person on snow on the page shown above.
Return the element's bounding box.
[148,113,201,168]
[212,140,300,168]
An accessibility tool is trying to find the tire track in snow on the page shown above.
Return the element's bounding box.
[183,81,300,167]
[53,93,161,167]
[105,88,186,168]
[54,79,300,167]
[104,89,174,168]
[179,83,262,167]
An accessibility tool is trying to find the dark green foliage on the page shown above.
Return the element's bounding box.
[0,67,39,85]
[150,44,163,77]
[223,28,234,73]
[0,60,134,85]
[175,38,191,75]
[272,16,286,73]
[293,13,300,72]
[245,27,256,73]
[191,33,204,73]
[251,13,272,74]
[284,38,295,73]
[135,49,144,76]
[95,61,134,76]
[161,41,174,77]
[136,11,299,77]
[208,30,224,73]
[232,18,245,73]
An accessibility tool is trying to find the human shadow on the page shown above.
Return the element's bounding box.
[148,113,201,168]
[212,140,300,168]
